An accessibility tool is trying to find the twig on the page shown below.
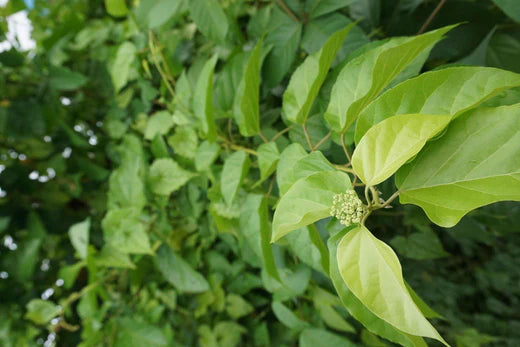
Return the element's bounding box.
[333,165,356,174]
[302,124,313,149]
[271,126,292,141]
[379,190,400,209]
[258,131,269,143]
[312,130,331,152]
[417,0,448,34]
[276,0,300,22]
[340,133,352,165]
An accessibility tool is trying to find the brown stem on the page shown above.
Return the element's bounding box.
[271,126,292,141]
[312,130,331,152]
[340,133,352,165]
[417,0,448,34]
[276,0,300,22]
[302,124,313,149]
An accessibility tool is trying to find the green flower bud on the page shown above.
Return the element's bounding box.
[330,189,366,226]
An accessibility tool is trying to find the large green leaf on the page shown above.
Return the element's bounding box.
[68,218,90,260]
[263,8,302,87]
[299,328,357,347]
[25,300,61,325]
[148,158,195,196]
[155,244,210,293]
[239,194,280,281]
[283,24,353,124]
[49,66,88,91]
[188,0,229,42]
[115,317,169,347]
[233,38,263,136]
[396,104,520,227]
[493,0,520,22]
[312,287,355,332]
[256,142,280,184]
[102,208,152,254]
[328,229,428,347]
[352,114,451,185]
[193,54,218,141]
[105,0,128,17]
[277,144,335,195]
[272,170,351,242]
[355,66,520,143]
[147,0,183,29]
[325,25,454,133]
[287,225,329,274]
[221,151,250,206]
[144,111,173,140]
[337,226,447,344]
[110,41,136,93]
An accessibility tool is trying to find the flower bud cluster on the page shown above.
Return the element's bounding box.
[330,190,365,226]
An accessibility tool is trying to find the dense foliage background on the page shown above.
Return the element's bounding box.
[1,0,520,346]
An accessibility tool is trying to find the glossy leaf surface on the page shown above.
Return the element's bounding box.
[396,104,520,227]
[283,24,353,124]
[325,25,454,133]
[352,114,451,185]
[272,170,351,242]
[355,66,520,143]
[337,226,447,344]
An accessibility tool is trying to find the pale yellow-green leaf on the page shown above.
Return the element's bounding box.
[337,226,447,345]
[352,114,451,185]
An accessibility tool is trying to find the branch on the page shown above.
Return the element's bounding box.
[276,0,300,22]
[417,0,448,34]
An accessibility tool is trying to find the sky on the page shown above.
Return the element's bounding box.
[0,0,36,52]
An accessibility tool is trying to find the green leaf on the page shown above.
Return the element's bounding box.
[328,229,427,347]
[272,170,351,242]
[277,146,335,195]
[276,143,308,195]
[96,245,136,269]
[287,225,329,274]
[193,54,218,141]
[487,33,520,73]
[102,208,152,254]
[456,27,496,66]
[226,294,254,319]
[352,114,451,185]
[110,41,136,93]
[337,226,447,344]
[150,134,170,158]
[155,244,210,293]
[391,230,450,260]
[49,66,88,91]
[396,104,520,227]
[493,0,520,22]
[272,301,309,331]
[115,317,169,347]
[188,0,229,42]
[215,52,249,110]
[239,194,280,281]
[195,140,220,172]
[299,328,357,347]
[147,0,183,29]
[312,287,355,333]
[105,0,128,17]
[144,111,173,140]
[355,66,520,143]
[305,0,356,19]
[220,151,250,206]
[301,13,368,58]
[256,142,280,184]
[263,8,302,87]
[167,126,198,159]
[68,218,90,260]
[233,38,263,136]
[325,25,455,133]
[149,158,195,196]
[282,24,353,124]
[25,300,61,325]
